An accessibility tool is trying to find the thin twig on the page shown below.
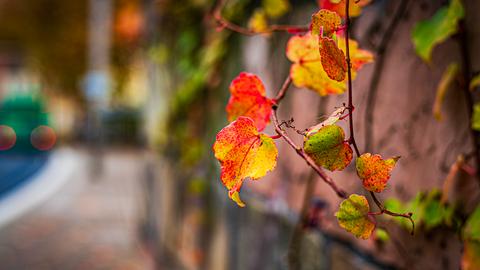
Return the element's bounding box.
[272,106,348,199]
[273,76,292,103]
[345,0,361,157]
[212,0,308,36]
[370,191,414,234]
[344,0,414,227]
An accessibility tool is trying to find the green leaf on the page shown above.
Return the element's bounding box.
[335,194,375,239]
[464,205,480,241]
[472,103,480,131]
[412,0,464,63]
[433,63,459,121]
[423,194,444,229]
[303,124,353,171]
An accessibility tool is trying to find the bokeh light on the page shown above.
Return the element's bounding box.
[30,125,56,151]
[0,125,16,150]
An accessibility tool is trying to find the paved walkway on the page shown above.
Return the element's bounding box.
[0,149,155,270]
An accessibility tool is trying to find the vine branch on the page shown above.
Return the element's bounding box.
[345,0,361,157]
[272,106,348,199]
[344,0,413,227]
[212,0,308,36]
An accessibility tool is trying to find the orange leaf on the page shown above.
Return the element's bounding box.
[286,33,373,95]
[320,37,347,81]
[213,117,278,206]
[318,0,371,18]
[226,72,274,131]
[311,9,342,37]
[356,153,399,193]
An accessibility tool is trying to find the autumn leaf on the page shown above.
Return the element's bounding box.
[304,124,352,171]
[318,0,371,18]
[320,37,347,81]
[433,63,459,121]
[335,194,375,239]
[286,33,373,95]
[213,117,278,207]
[311,9,342,37]
[248,9,269,33]
[412,0,464,63]
[356,153,399,193]
[226,72,274,131]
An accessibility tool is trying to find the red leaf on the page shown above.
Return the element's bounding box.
[226,72,274,131]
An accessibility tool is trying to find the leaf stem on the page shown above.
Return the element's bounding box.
[370,191,414,234]
[344,0,414,229]
[272,108,348,199]
[273,76,292,103]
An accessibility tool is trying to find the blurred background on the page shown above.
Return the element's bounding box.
[0,0,479,269]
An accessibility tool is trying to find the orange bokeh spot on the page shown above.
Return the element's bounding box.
[0,125,16,151]
[31,125,57,151]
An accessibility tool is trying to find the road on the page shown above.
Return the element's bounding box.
[0,149,156,270]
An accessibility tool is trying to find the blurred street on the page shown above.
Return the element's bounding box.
[0,148,155,270]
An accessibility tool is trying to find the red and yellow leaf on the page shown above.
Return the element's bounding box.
[226,72,274,131]
[213,117,278,207]
[303,124,353,171]
[286,33,373,96]
[356,153,399,193]
[320,37,347,81]
[335,194,375,239]
[311,9,342,37]
[318,0,371,18]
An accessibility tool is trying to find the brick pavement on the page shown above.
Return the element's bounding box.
[0,149,155,270]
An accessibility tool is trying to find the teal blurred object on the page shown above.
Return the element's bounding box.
[0,88,51,153]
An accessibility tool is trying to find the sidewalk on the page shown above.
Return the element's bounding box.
[0,148,155,270]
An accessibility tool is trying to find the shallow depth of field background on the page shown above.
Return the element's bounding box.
[0,0,479,269]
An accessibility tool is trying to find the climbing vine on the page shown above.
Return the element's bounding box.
[212,0,413,240]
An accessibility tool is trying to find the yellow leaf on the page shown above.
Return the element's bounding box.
[286,33,373,95]
[335,194,375,239]
[311,9,342,37]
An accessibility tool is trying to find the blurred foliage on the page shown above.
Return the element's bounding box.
[384,189,458,232]
[0,0,143,101]
[412,0,464,63]
[0,0,87,97]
